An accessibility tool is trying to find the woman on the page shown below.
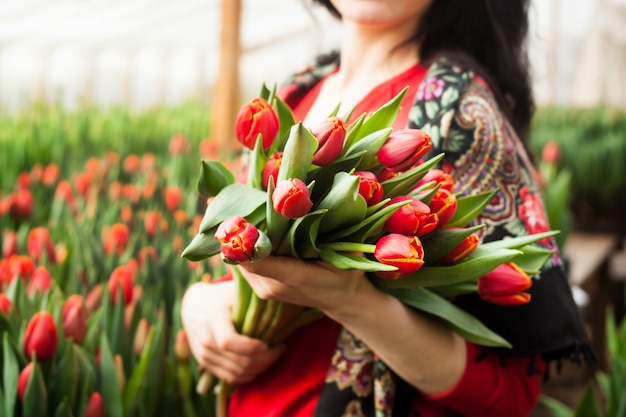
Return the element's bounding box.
[182,1,594,416]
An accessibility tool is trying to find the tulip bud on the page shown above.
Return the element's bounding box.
[272,178,313,219]
[102,223,130,257]
[174,328,191,362]
[163,185,183,212]
[0,293,12,316]
[374,233,425,279]
[262,152,283,190]
[437,231,480,264]
[143,211,161,239]
[42,163,60,185]
[86,283,103,315]
[26,266,53,296]
[428,188,457,226]
[2,230,18,258]
[9,188,33,220]
[27,227,56,263]
[478,262,532,306]
[133,318,150,356]
[62,295,87,344]
[108,264,135,305]
[234,97,279,150]
[214,216,271,263]
[17,362,34,402]
[311,116,346,166]
[168,133,191,156]
[84,392,105,417]
[23,311,58,361]
[377,129,432,172]
[383,196,438,236]
[415,168,455,193]
[114,354,126,392]
[354,171,384,207]
[542,140,560,164]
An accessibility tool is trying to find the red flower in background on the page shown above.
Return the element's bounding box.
[108,263,136,305]
[62,295,87,344]
[235,97,279,150]
[103,223,130,257]
[26,266,53,296]
[262,152,283,190]
[27,227,56,263]
[84,392,106,417]
[169,133,191,156]
[2,230,18,258]
[163,185,183,212]
[23,311,58,361]
[0,293,12,316]
[18,362,34,402]
[8,188,33,220]
[1,254,35,287]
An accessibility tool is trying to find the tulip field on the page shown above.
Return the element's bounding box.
[0,102,230,417]
[1,99,625,417]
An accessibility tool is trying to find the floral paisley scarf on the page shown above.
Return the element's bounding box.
[278,51,595,417]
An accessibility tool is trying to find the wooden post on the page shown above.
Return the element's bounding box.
[212,0,242,156]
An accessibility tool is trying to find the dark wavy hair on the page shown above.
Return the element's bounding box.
[311,0,535,140]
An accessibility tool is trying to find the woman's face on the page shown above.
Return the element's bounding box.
[329,0,434,30]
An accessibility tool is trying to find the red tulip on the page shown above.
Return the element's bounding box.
[374,233,425,280]
[437,231,480,264]
[86,283,103,315]
[17,362,34,402]
[415,168,455,193]
[354,171,384,207]
[542,140,560,164]
[62,295,87,344]
[143,211,161,238]
[428,188,458,226]
[174,329,191,362]
[102,223,130,257]
[26,266,53,296]
[2,230,18,258]
[168,133,191,156]
[9,188,33,220]
[272,178,313,219]
[311,116,346,166]
[3,254,35,285]
[235,97,279,150]
[27,227,56,263]
[383,196,439,236]
[84,392,105,417]
[42,163,60,185]
[377,129,432,172]
[23,311,58,361]
[133,318,150,355]
[214,216,261,263]
[0,293,12,316]
[108,263,135,305]
[163,185,183,212]
[262,152,283,190]
[478,262,532,306]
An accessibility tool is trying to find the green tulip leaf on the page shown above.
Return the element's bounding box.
[324,199,409,243]
[196,160,236,198]
[430,282,478,298]
[308,152,364,202]
[480,231,559,251]
[386,287,511,348]
[265,178,289,249]
[538,394,575,417]
[0,390,5,417]
[23,359,48,417]
[52,398,72,417]
[247,134,266,189]
[232,266,253,331]
[273,95,296,151]
[446,190,498,228]
[181,231,221,261]
[344,128,392,171]
[315,172,368,234]
[279,209,327,259]
[512,245,555,275]
[139,312,167,417]
[253,300,281,340]
[319,249,396,272]
[420,225,484,264]
[99,335,123,417]
[371,247,522,289]
[356,87,407,139]
[381,153,445,198]
[341,113,366,152]
[278,123,318,183]
[573,383,602,417]
[258,83,271,101]
[2,333,18,417]
[198,183,267,233]
[48,341,79,413]
[123,326,156,415]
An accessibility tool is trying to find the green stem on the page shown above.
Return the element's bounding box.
[214,380,233,417]
[253,300,280,339]
[319,242,376,253]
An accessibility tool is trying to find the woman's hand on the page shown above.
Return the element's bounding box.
[238,255,369,313]
[181,280,285,385]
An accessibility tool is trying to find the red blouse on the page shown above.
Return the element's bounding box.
[228,63,545,417]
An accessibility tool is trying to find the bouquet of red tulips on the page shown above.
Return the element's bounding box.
[182,86,556,416]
